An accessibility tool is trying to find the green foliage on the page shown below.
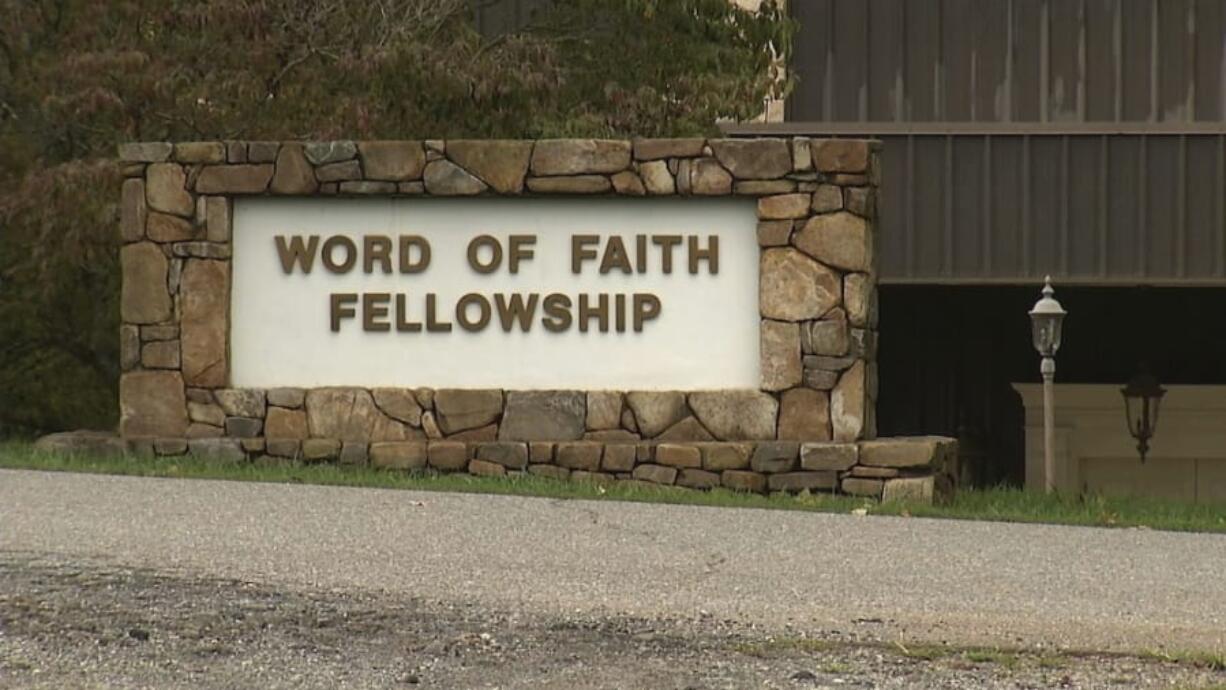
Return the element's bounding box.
[0,0,794,436]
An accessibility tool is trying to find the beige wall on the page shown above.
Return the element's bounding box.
[1014,384,1226,503]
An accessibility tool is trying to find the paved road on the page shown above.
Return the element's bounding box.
[2,469,1223,653]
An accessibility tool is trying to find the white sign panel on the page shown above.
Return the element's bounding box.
[230,198,759,390]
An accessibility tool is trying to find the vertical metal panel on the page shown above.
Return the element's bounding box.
[791,0,1226,123]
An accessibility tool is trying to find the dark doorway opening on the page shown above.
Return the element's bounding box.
[876,285,1226,487]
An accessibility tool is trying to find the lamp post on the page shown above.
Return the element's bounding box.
[1029,276,1067,493]
[1121,366,1165,463]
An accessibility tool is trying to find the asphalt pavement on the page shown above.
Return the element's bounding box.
[2,468,1223,653]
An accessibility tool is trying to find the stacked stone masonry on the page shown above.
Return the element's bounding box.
[116,137,954,502]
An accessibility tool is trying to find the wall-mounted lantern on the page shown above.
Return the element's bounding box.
[1121,366,1165,463]
[1029,276,1067,493]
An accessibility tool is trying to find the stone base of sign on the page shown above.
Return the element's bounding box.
[35,430,956,503]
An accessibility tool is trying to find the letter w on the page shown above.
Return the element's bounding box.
[495,294,540,332]
[275,235,319,274]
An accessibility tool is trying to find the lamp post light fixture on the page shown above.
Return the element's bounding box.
[1029,276,1067,493]
[1121,366,1165,463]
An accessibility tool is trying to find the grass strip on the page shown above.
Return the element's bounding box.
[2,441,1225,534]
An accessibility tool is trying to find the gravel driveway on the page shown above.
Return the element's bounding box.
[2,469,1224,688]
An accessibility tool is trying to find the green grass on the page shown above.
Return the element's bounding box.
[3,441,1226,533]
[1141,649,1226,671]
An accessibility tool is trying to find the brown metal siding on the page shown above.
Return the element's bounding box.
[788,0,1226,124]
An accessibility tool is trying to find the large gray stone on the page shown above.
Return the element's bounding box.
[434,390,503,434]
[186,438,245,462]
[214,389,265,418]
[625,392,688,438]
[423,159,488,195]
[531,139,631,175]
[445,140,531,193]
[749,441,799,473]
[475,442,530,469]
[687,391,778,440]
[807,309,849,356]
[304,141,357,165]
[759,248,841,322]
[498,391,585,441]
[269,143,318,194]
[709,139,792,179]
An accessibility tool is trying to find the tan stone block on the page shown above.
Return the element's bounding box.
[525,176,611,194]
[584,430,639,442]
[811,184,843,213]
[499,391,585,441]
[811,139,869,173]
[882,476,936,503]
[468,459,506,477]
[119,142,172,163]
[601,444,636,472]
[794,212,871,272]
[265,439,300,458]
[655,444,701,468]
[444,140,529,193]
[141,325,178,342]
[265,407,308,439]
[807,310,849,356]
[702,443,753,471]
[121,242,171,324]
[756,220,792,247]
[859,436,955,469]
[841,477,884,497]
[194,164,273,194]
[371,441,428,470]
[359,140,426,182]
[529,441,555,463]
[427,441,468,471]
[240,438,265,454]
[760,319,802,391]
[611,170,645,195]
[120,325,140,371]
[531,139,631,175]
[625,391,688,438]
[632,138,705,160]
[800,442,858,471]
[689,158,732,195]
[423,159,487,195]
[528,464,570,480]
[750,441,799,473]
[688,391,777,441]
[185,423,223,439]
[339,180,396,194]
[721,470,766,492]
[631,463,677,485]
[267,388,305,409]
[141,340,180,369]
[121,179,147,242]
[586,391,623,430]
[269,143,318,194]
[155,438,188,455]
[759,248,841,322]
[756,193,811,219]
[655,417,715,442]
[225,417,263,438]
[146,212,196,243]
[769,471,837,492]
[187,402,225,427]
[174,141,225,164]
[831,361,866,442]
[734,180,795,195]
[556,442,602,471]
[639,160,675,195]
[777,388,830,441]
[708,139,791,179]
[304,141,356,165]
[791,137,813,171]
[203,197,231,242]
[180,259,229,388]
[850,465,899,478]
[845,186,874,218]
[302,439,341,461]
[677,468,720,490]
[120,371,188,437]
[372,388,422,426]
[434,389,503,434]
[844,273,873,328]
[341,441,369,465]
[306,388,415,442]
[247,142,280,163]
[474,442,529,469]
[146,163,193,217]
[315,160,362,182]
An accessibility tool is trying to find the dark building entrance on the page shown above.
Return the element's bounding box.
[877,285,1226,487]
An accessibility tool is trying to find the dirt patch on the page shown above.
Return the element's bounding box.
[0,555,1221,689]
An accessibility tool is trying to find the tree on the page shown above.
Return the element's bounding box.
[0,0,794,436]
